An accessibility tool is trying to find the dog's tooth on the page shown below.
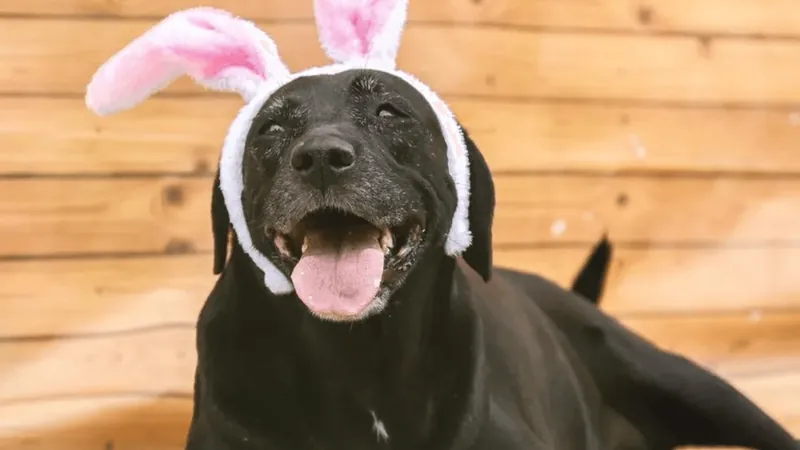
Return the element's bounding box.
[379,227,393,253]
[373,279,381,288]
[274,234,291,257]
[396,245,411,258]
[302,236,309,254]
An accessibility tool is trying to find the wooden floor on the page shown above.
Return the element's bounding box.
[0,0,799,448]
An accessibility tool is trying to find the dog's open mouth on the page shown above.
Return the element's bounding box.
[270,208,423,319]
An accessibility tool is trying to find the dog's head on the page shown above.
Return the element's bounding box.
[84,0,495,322]
[235,69,495,321]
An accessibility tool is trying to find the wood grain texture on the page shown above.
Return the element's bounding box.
[5,97,800,176]
[3,247,800,337]
[0,98,223,176]
[499,246,800,314]
[0,327,195,403]
[2,175,797,256]
[1,0,799,37]
[5,19,800,103]
[0,255,211,337]
[0,178,210,257]
[0,396,192,450]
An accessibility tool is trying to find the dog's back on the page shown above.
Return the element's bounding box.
[468,264,798,450]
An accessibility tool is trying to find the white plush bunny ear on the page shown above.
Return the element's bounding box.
[85,7,290,116]
[313,0,408,68]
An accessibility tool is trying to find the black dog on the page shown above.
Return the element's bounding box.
[189,69,797,449]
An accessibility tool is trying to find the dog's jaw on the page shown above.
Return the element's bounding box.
[265,207,428,322]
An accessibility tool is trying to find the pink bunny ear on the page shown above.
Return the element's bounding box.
[313,0,408,67]
[86,7,290,116]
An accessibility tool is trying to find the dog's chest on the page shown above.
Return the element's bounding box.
[329,408,394,449]
[263,404,423,450]
[206,379,436,450]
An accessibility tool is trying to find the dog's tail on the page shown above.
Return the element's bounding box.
[570,235,613,305]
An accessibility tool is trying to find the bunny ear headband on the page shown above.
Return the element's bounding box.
[85,0,471,295]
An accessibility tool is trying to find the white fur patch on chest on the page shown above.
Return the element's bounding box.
[370,410,390,442]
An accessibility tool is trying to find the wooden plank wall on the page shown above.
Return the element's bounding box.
[0,0,799,448]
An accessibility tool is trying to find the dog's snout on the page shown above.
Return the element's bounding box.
[290,135,356,182]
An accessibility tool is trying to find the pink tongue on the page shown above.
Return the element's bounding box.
[291,228,385,318]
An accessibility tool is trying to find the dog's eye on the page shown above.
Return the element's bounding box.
[257,121,284,136]
[376,103,406,119]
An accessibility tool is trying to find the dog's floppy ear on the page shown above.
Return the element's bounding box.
[211,168,230,275]
[459,125,495,282]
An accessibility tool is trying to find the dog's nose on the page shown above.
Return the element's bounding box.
[290,136,356,182]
